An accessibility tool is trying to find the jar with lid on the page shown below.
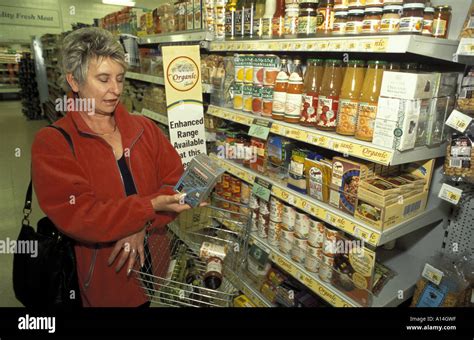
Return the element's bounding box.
[300,59,325,127]
[422,5,434,35]
[284,3,300,36]
[317,0,335,34]
[366,0,384,6]
[298,1,318,35]
[284,58,304,124]
[432,5,451,39]
[346,8,364,34]
[335,0,348,10]
[333,10,348,34]
[336,60,366,136]
[362,7,383,33]
[399,3,425,34]
[316,59,344,131]
[348,0,365,8]
[380,5,402,33]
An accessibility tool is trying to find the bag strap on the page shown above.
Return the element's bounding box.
[23,125,75,223]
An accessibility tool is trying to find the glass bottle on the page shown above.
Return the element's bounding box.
[225,0,239,39]
[300,59,325,127]
[336,60,366,136]
[317,0,335,34]
[285,58,304,124]
[244,0,257,37]
[298,1,318,36]
[254,0,267,37]
[316,59,344,131]
[203,257,223,290]
[355,60,386,142]
[235,0,246,37]
[422,4,434,36]
[432,5,451,39]
[272,0,286,37]
[284,3,300,36]
[272,57,290,120]
[262,0,277,38]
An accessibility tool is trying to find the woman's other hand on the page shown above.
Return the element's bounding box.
[108,228,146,276]
[151,193,194,213]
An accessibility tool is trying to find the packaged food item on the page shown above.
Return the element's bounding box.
[291,235,308,263]
[279,229,294,254]
[263,55,280,86]
[272,0,285,37]
[233,82,244,110]
[268,220,282,246]
[270,196,284,222]
[379,71,436,100]
[319,253,335,282]
[459,2,474,39]
[234,294,257,307]
[372,263,397,296]
[258,213,269,238]
[380,5,402,33]
[250,137,267,173]
[272,57,290,120]
[300,59,325,126]
[348,0,366,9]
[282,203,296,230]
[200,241,228,260]
[298,1,318,35]
[284,57,304,124]
[458,67,474,115]
[317,0,335,34]
[288,148,311,193]
[362,7,383,33]
[305,158,332,203]
[308,220,325,248]
[243,0,256,37]
[262,86,274,117]
[432,5,451,39]
[243,55,254,84]
[336,59,366,136]
[335,0,349,10]
[294,211,310,239]
[444,133,474,180]
[422,5,434,36]
[234,54,245,83]
[242,84,254,112]
[346,8,364,34]
[267,136,295,181]
[316,59,344,131]
[261,0,276,38]
[252,54,264,86]
[284,3,299,36]
[322,226,341,256]
[329,157,374,215]
[333,10,348,34]
[399,3,424,34]
[305,245,322,273]
[252,85,263,115]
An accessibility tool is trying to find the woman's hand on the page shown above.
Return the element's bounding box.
[151,193,194,213]
[108,228,146,276]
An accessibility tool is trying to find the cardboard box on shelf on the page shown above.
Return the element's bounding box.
[373,97,430,151]
[380,71,436,100]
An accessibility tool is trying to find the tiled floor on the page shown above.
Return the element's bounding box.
[0,100,47,307]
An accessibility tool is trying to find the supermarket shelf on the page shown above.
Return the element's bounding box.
[211,156,447,248]
[140,108,168,125]
[207,105,447,166]
[210,35,459,62]
[0,87,20,93]
[138,30,213,45]
[224,268,275,307]
[126,71,212,93]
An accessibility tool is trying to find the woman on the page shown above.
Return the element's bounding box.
[32,27,191,307]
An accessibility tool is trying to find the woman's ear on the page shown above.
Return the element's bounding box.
[66,73,80,92]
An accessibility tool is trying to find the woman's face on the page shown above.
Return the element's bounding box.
[69,56,125,115]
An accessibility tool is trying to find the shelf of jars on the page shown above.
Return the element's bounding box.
[210,35,459,62]
[209,154,448,248]
[138,30,214,45]
[207,105,448,166]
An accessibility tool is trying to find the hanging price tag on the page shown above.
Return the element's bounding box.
[445,109,473,133]
[248,118,272,140]
[438,183,463,205]
[422,263,444,286]
[252,177,272,202]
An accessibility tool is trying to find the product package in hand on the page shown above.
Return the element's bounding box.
[174,153,225,208]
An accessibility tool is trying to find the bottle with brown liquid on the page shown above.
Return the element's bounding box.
[316,59,344,131]
[300,59,325,127]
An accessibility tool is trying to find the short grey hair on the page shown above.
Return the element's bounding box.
[60,27,127,91]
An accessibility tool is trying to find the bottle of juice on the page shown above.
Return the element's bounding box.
[225,0,238,39]
[262,0,277,38]
[355,60,386,142]
[244,0,256,37]
[272,57,289,120]
[336,60,366,136]
[284,58,304,124]
[300,59,325,127]
[254,0,266,37]
[272,0,285,37]
[235,0,246,37]
[315,59,344,131]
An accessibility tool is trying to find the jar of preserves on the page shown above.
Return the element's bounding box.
[272,57,290,120]
[380,5,402,33]
[399,3,425,34]
[333,10,348,34]
[317,0,335,34]
[432,5,451,39]
[300,59,325,127]
[316,59,344,131]
[422,5,434,36]
[285,58,304,124]
[335,0,348,10]
[298,1,318,35]
[355,60,386,142]
[346,8,364,34]
[336,60,366,136]
[284,3,300,36]
[362,7,383,33]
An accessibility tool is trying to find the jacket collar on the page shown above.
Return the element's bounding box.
[68,102,143,147]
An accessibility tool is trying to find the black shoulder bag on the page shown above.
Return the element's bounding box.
[13,125,82,310]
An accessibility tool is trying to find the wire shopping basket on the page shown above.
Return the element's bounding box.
[133,193,252,307]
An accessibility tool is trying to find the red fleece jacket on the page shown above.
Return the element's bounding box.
[31,103,183,307]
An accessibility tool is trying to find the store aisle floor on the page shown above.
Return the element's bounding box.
[0,100,47,307]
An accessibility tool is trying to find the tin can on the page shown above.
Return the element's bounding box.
[263,55,280,86]
[262,86,274,117]
[270,196,284,223]
[308,220,325,248]
[291,236,308,264]
[305,245,322,273]
[241,182,250,205]
[268,221,282,246]
[318,253,335,283]
[294,211,310,239]
[323,227,341,256]
[249,194,259,209]
[243,55,254,84]
[234,54,244,83]
[259,199,270,215]
[279,229,294,254]
[233,82,243,110]
[282,203,296,231]
[258,214,269,239]
[243,84,253,112]
[251,210,259,232]
[252,54,264,86]
[252,85,263,115]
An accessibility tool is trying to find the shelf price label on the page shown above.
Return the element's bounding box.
[252,177,272,202]
[271,253,298,277]
[438,183,463,205]
[373,38,388,52]
[234,114,252,125]
[248,118,272,140]
[422,263,444,286]
[445,109,473,133]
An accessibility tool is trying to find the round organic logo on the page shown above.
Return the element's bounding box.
[393,128,403,137]
[166,56,200,92]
